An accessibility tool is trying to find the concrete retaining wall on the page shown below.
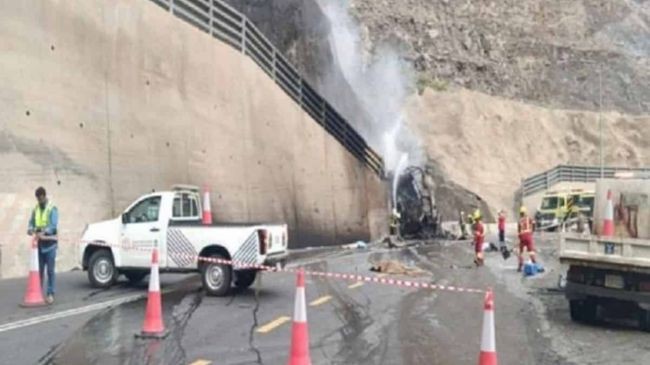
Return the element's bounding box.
[0,0,388,278]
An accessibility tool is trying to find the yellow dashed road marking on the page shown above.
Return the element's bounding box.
[348,282,364,289]
[188,360,212,365]
[256,316,291,334]
[309,295,332,307]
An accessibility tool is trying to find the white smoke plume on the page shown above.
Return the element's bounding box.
[318,0,424,173]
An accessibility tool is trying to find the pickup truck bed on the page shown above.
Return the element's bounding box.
[169,220,287,227]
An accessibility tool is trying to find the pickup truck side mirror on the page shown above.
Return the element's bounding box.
[121,213,128,224]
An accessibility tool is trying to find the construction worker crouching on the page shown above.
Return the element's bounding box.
[27,187,59,304]
[517,206,536,272]
[473,211,485,267]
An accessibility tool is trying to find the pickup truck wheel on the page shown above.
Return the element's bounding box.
[569,300,583,322]
[639,310,650,332]
[88,250,117,289]
[570,299,597,324]
[235,270,257,289]
[582,299,598,323]
[123,270,148,285]
[201,254,232,296]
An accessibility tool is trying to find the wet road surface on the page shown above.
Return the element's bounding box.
[0,272,194,364]
[2,235,650,364]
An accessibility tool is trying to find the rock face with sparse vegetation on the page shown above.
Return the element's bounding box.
[230,0,650,218]
[350,0,650,114]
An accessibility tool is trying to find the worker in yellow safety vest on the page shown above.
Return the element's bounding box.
[27,187,59,304]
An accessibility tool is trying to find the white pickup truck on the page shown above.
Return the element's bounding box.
[79,186,288,296]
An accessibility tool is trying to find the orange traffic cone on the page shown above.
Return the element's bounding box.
[202,186,212,225]
[478,289,497,365]
[21,238,47,307]
[136,245,168,339]
[602,190,614,237]
[287,269,311,365]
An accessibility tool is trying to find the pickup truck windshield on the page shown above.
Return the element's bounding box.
[126,196,161,223]
[541,197,559,210]
[578,196,594,210]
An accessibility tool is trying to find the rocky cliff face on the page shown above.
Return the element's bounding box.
[407,88,650,216]
[229,0,650,219]
[351,0,650,114]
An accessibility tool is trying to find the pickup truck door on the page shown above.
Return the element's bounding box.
[166,192,201,269]
[121,195,165,268]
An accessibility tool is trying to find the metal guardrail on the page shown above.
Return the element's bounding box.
[149,0,385,176]
[521,165,650,197]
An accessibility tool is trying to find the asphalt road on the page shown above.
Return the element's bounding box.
[1,235,650,364]
[0,271,195,364]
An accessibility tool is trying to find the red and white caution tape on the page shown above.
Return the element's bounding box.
[81,240,485,294]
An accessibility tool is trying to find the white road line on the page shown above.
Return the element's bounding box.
[188,360,212,365]
[348,282,364,289]
[309,295,332,307]
[0,293,147,333]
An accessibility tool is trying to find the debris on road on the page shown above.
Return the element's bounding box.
[342,241,368,250]
[369,260,426,276]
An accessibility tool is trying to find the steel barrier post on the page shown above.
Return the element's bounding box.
[240,18,246,52]
[208,0,213,36]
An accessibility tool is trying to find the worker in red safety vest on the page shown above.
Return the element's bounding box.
[517,206,536,272]
[497,210,506,247]
[473,211,485,267]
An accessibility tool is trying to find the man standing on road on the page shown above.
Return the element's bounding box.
[517,206,536,272]
[473,212,485,267]
[27,187,58,304]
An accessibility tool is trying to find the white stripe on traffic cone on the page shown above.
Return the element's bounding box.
[136,244,168,339]
[602,190,614,237]
[478,289,497,365]
[21,238,47,307]
[202,186,212,225]
[287,269,311,365]
[149,249,160,292]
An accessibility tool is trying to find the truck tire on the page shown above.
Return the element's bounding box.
[235,270,257,289]
[88,250,118,289]
[123,270,148,285]
[570,299,598,324]
[569,300,584,322]
[201,254,232,296]
[639,310,650,332]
